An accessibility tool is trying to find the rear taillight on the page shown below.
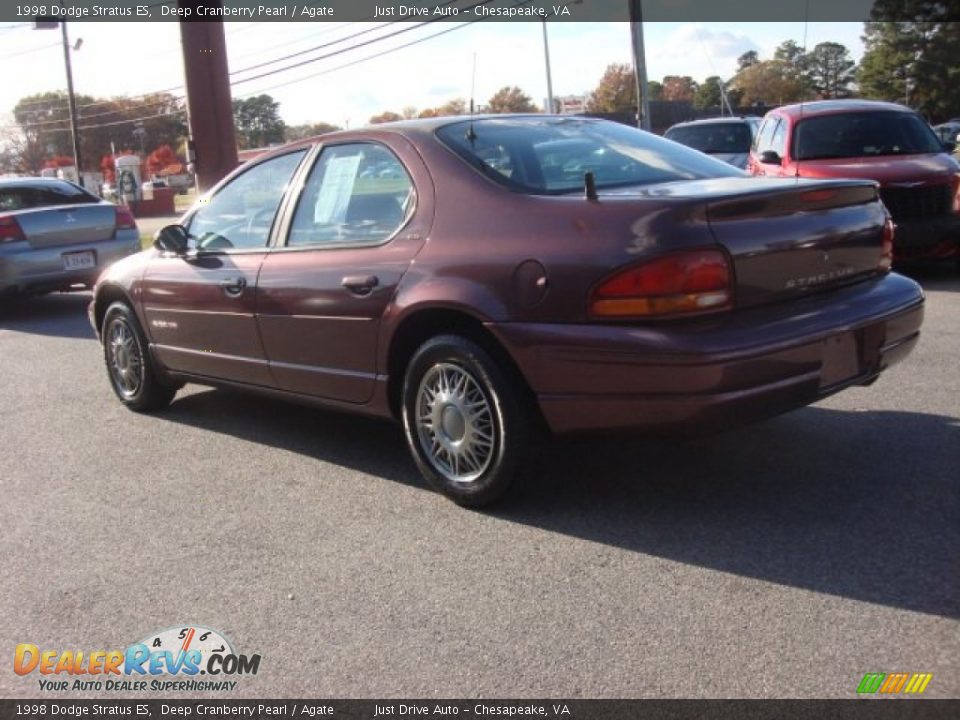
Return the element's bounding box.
[880,216,894,271]
[953,174,960,214]
[0,215,25,243]
[115,206,137,230]
[590,249,733,319]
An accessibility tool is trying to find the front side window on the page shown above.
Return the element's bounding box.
[436,117,743,195]
[287,143,415,247]
[793,111,944,161]
[188,150,306,250]
[754,116,780,154]
[770,118,788,156]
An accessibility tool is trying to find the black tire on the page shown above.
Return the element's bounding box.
[101,301,177,412]
[401,335,528,507]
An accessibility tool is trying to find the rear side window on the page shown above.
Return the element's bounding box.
[287,142,415,248]
[0,181,98,210]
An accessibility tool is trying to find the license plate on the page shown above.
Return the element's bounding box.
[819,332,860,388]
[62,250,95,271]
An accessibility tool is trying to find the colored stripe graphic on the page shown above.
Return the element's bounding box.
[857,673,885,693]
[904,673,933,694]
[880,673,909,693]
[857,672,932,694]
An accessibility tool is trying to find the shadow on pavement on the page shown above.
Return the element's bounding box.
[0,291,95,340]
[896,264,960,292]
[158,388,959,619]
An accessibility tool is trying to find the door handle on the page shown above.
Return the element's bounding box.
[341,275,379,295]
[220,277,247,297]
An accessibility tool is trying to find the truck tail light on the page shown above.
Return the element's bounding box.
[590,249,733,319]
[0,215,26,243]
[880,216,894,271]
[115,206,137,230]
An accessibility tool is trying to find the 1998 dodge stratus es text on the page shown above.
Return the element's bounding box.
[89,116,924,506]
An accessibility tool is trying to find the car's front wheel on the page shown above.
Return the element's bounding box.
[401,335,528,507]
[102,301,177,412]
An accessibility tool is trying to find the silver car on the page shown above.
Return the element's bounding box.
[0,177,140,296]
[664,116,762,169]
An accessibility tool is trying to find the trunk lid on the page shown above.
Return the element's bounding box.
[15,203,118,248]
[601,177,888,309]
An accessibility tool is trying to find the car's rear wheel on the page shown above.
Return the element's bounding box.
[401,335,527,507]
[102,301,177,411]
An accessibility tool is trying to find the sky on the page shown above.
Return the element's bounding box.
[0,20,867,131]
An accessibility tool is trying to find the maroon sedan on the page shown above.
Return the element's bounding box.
[90,116,924,506]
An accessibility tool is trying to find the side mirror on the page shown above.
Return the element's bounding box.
[759,150,782,165]
[154,224,189,254]
[943,141,957,153]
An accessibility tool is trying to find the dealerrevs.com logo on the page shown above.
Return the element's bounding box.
[14,625,261,692]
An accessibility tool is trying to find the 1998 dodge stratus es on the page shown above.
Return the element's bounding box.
[89,116,924,506]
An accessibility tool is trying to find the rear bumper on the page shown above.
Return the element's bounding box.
[893,215,960,259]
[0,230,140,295]
[488,273,924,435]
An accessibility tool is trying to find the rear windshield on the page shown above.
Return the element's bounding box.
[664,123,752,154]
[794,111,943,160]
[436,117,743,195]
[0,180,99,211]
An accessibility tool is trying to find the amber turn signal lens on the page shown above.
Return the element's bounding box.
[880,217,894,271]
[590,249,732,318]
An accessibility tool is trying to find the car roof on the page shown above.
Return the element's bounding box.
[257,114,612,162]
[772,99,913,120]
[666,116,759,131]
[0,176,84,190]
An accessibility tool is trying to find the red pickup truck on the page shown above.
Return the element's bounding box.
[747,99,960,263]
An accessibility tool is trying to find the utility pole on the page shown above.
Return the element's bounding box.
[48,22,83,187]
[178,2,238,192]
[541,20,554,113]
[629,0,651,131]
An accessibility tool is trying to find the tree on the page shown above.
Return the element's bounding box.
[737,50,760,72]
[11,91,186,173]
[232,94,286,150]
[661,75,698,102]
[145,144,180,176]
[369,111,403,124]
[435,98,467,116]
[586,63,636,113]
[806,42,856,98]
[730,60,804,106]
[647,80,663,101]
[486,86,538,113]
[285,122,341,141]
[693,76,724,109]
[858,0,960,120]
[401,106,419,119]
[773,39,809,89]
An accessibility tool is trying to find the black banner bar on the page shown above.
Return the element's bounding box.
[2,700,960,720]
[3,0,960,23]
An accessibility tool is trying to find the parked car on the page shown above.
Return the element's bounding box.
[664,116,762,169]
[90,115,923,506]
[932,121,960,146]
[748,99,960,262]
[0,177,140,296]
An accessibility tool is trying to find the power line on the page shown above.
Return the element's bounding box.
[229,0,485,87]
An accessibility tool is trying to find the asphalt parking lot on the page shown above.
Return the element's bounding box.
[1,268,957,699]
